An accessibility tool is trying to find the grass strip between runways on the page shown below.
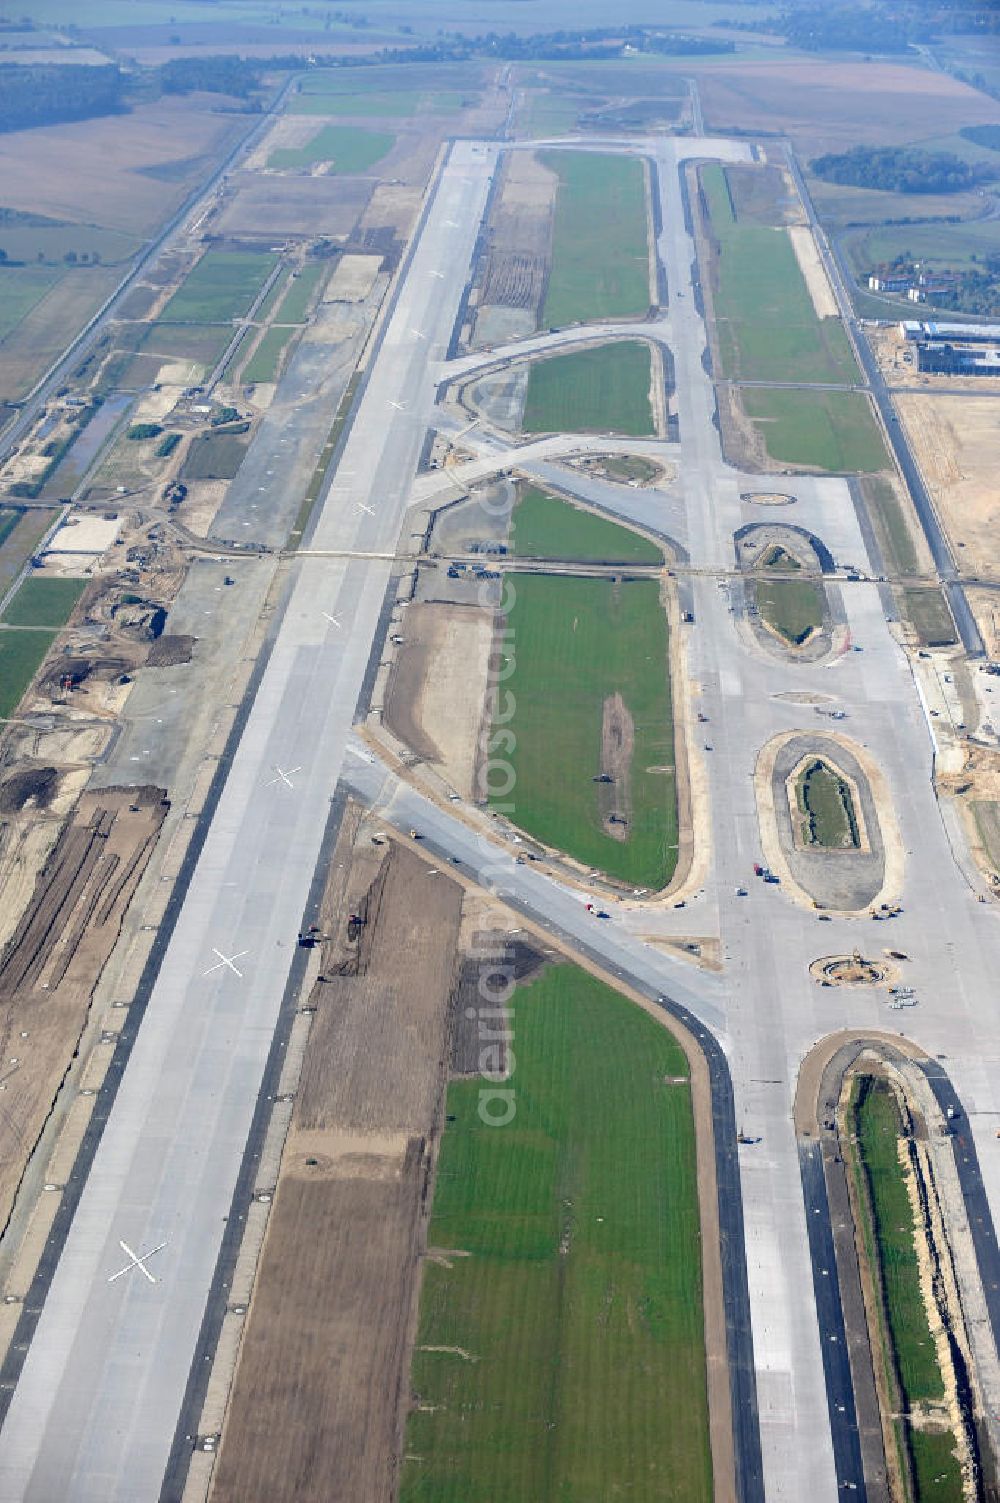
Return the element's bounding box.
[402,964,712,1503]
[491,572,677,888]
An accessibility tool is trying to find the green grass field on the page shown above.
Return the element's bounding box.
[901,588,956,648]
[274,264,327,324]
[522,342,654,437]
[268,124,395,173]
[494,573,677,887]
[140,322,234,364]
[290,87,466,117]
[855,1080,944,1403]
[539,152,650,327]
[1,576,86,629]
[253,268,291,324]
[853,1079,965,1500]
[796,760,859,848]
[756,577,824,645]
[860,476,919,578]
[180,433,249,481]
[0,267,62,341]
[158,251,277,324]
[0,628,57,718]
[742,388,889,473]
[701,163,858,384]
[512,488,663,564]
[242,326,295,386]
[402,964,711,1503]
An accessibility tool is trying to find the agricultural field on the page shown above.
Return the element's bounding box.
[0,267,63,341]
[844,214,1000,279]
[493,572,677,888]
[241,326,295,386]
[741,388,888,473]
[539,151,650,328]
[522,341,655,437]
[403,964,711,1503]
[756,576,824,645]
[700,163,857,384]
[273,264,327,324]
[180,432,249,482]
[512,488,662,564]
[0,628,58,719]
[1,576,86,629]
[157,250,277,325]
[267,125,395,173]
[0,508,58,597]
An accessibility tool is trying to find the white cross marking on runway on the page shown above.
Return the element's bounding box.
[322,612,342,629]
[108,1239,166,1286]
[355,501,375,516]
[204,948,248,979]
[268,765,301,789]
[388,399,406,411]
[410,328,426,339]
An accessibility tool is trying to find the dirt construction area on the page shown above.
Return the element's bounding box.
[210,837,464,1503]
[0,785,166,1232]
[383,601,495,799]
[896,394,1000,589]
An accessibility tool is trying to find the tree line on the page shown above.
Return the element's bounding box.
[0,62,125,134]
[811,145,992,194]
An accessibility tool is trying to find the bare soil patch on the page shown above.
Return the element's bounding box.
[384,602,494,799]
[211,841,463,1503]
[692,57,999,158]
[0,96,243,236]
[787,225,837,318]
[599,692,634,841]
[215,173,372,239]
[896,394,1000,587]
[0,786,166,1231]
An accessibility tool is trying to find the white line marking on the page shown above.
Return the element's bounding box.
[108,1239,166,1286]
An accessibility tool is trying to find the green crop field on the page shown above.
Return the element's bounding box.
[1,576,86,630]
[242,327,295,386]
[522,342,655,437]
[855,1080,944,1402]
[540,152,650,327]
[701,164,858,384]
[140,322,234,364]
[796,759,859,848]
[756,577,824,645]
[158,251,277,324]
[512,488,663,564]
[180,432,249,481]
[274,264,327,324]
[268,125,395,173]
[402,964,711,1503]
[0,267,62,341]
[0,628,57,719]
[493,573,677,887]
[742,388,889,473]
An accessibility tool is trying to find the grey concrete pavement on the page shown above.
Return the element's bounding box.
[0,140,499,1503]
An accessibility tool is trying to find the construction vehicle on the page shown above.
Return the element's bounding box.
[753,863,764,877]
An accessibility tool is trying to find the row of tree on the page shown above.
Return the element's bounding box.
[811,145,992,194]
[0,62,124,133]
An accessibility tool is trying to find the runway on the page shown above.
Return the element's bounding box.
[0,140,498,1503]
